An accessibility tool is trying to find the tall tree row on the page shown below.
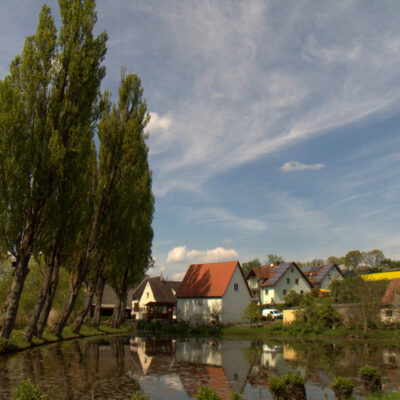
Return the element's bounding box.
[0,0,153,340]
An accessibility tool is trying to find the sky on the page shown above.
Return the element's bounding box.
[1,1,399,280]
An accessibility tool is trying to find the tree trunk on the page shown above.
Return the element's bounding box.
[51,274,84,337]
[0,253,31,338]
[71,282,96,334]
[36,261,59,338]
[92,276,106,329]
[23,248,59,342]
[111,289,127,329]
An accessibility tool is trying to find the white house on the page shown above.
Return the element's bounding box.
[260,262,313,305]
[302,263,344,289]
[176,261,252,326]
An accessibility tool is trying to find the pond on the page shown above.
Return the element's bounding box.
[0,335,399,399]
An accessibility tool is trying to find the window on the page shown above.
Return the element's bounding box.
[287,278,290,284]
[198,300,203,306]
[265,289,269,295]
[386,310,393,317]
[283,289,287,295]
[300,290,304,295]
[291,267,294,273]
[146,292,149,298]
[234,283,239,291]
[233,373,238,381]
[295,279,299,284]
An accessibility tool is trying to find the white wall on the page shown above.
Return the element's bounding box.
[260,266,311,304]
[176,298,223,326]
[132,281,156,319]
[222,265,252,324]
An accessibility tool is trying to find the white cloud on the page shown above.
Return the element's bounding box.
[281,160,326,172]
[147,112,172,133]
[166,245,239,264]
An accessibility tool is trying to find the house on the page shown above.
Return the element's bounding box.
[176,261,252,326]
[131,276,181,320]
[380,278,400,324]
[90,285,135,318]
[246,265,274,304]
[259,262,313,305]
[302,263,344,289]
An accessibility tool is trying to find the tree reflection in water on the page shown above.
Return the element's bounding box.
[0,336,399,399]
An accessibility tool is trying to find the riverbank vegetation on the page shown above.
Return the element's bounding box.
[0,0,153,343]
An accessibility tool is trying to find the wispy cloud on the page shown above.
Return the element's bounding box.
[281,160,325,172]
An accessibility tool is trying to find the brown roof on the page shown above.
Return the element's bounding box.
[381,279,400,306]
[132,277,181,304]
[246,265,275,280]
[176,261,241,298]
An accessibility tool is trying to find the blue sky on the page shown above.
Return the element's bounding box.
[1,1,399,279]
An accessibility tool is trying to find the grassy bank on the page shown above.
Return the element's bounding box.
[0,322,132,354]
[134,320,400,341]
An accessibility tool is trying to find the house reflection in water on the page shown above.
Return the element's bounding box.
[129,337,252,399]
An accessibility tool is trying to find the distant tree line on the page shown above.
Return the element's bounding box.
[242,249,400,276]
[0,0,154,341]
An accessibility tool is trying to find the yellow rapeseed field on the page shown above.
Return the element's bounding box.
[361,271,400,281]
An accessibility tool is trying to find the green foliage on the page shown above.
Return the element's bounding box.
[12,380,47,400]
[367,393,400,400]
[285,293,342,335]
[241,258,261,277]
[268,374,305,400]
[360,365,382,393]
[229,392,243,400]
[266,254,284,265]
[344,250,362,270]
[196,385,221,400]
[283,290,303,307]
[331,377,355,399]
[242,302,261,325]
[130,394,148,400]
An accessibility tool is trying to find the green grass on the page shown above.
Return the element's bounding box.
[367,393,400,399]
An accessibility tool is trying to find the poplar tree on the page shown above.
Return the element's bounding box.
[0,0,106,339]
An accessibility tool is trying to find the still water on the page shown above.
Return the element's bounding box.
[0,335,399,399]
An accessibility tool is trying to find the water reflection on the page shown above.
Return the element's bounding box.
[0,335,399,399]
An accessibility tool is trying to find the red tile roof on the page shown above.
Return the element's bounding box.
[176,261,240,298]
[247,265,275,280]
[381,278,400,306]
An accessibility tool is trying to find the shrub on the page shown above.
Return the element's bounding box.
[268,374,306,400]
[196,385,221,400]
[12,380,47,400]
[360,365,382,393]
[229,392,243,400]
[331,377,355,399]
[130,393,148,400]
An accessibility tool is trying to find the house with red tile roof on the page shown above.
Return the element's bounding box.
[176,261,252,326]
[380,278,400,324]
[246,265,274,303]
[301,263,344,289]
[258,262,313,305]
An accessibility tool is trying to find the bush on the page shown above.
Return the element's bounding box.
[285,293,342,335]
[360,365,382,393]
[229,392,243,400]
[12,380,47,400]
[196,385,221,400]
[331,377,355,399]
[268,374,306,400]
[130,393,148,400]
